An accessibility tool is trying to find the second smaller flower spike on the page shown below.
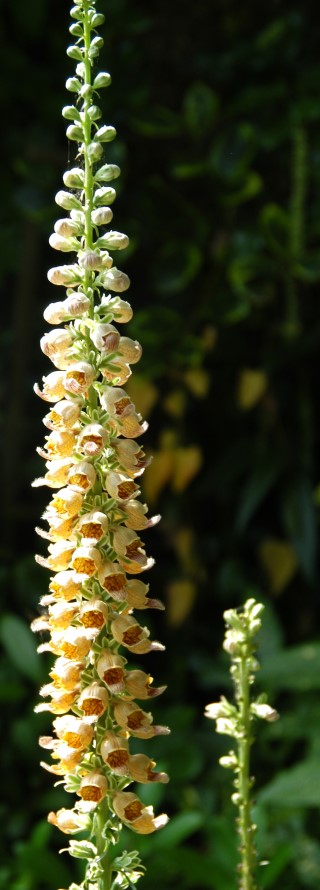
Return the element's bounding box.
[32,2,169,888]
[205,599,279,889]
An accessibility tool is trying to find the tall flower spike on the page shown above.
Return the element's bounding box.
[33,3,168,888]
[205,599,279,890]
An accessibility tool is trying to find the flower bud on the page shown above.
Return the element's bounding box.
[100,268,130,293]
[63,168,85,188]
[91,206,113,225]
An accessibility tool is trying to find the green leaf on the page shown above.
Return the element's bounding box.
[0,614,41,682]
[235,453,282,532]
[259,642,320,691]
[282,479,317,581]
[183,82,219,136]
[259,759,320,807]
[149,811,204,852]
[154,243,202,294]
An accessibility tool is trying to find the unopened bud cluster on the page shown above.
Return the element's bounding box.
[205,599,278,890]
[32,2,168,887]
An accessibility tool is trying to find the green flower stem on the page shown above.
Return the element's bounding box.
[83,3,95,318]
[83,7,94,250]
[237,646,256,890]
[205,601,279,890]
[96,804,112,890]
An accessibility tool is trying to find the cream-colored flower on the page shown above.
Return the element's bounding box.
[111,614,165,654]
[71,545,103,578]
[75,510,108,542]
[98,560,127,600]
[47,807,89,834]
[96,649,126,693]
[48,627,93,660]
[38,430,76,460]
[53,715,94,750]
[100,732,129,775]
[114,701,170,739]
[63,361,95,395]
[40,328,73,360]
[47,487,83,517]
[123,579,163,612]
[79,598,108,630]
[35,540,75,572]
[112,439,150,477]
[67,460,96,492]
[34,370,66,402]
[104,471,139,502]
[112,792,168,834]
[123,499,160,530]
[35,686,76,715]
[43,399,81,431]
[113,527,154,574]
[100,295,133,322]
[49,657,84,690]
[101,358,132,386]
[77,423,108,456]
[78,771,108,805]
[48,570,82,601]
[128,754,169,784]
[90,322,120,353]
[124,669,166,700]
[78,682,109,719]
[118,336,142,365]
[32,457,74,489]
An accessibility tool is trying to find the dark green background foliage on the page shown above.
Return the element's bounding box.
[2,0,320,887]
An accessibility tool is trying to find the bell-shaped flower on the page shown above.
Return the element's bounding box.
[43,399,81,431]
[124,669,166,700]
[47,486,83,518]
[123,499,160,531]
[122,579,164,612]
[35,686,76,715]
[98,560,127,600]
[114,701,170,740]
[53,715,94,750]
[70,545,103,578]
[37,430,76,460]
[63,362,95,395]
[96,649,126,693]
[46,627,94,660]
[79,598,108,630]
[32,457,74,489]
[77,424,108,457]
[111,614,165,655]
[78,682,109,720]
[75,510,108,543]
[35,540,75,572]
[67,460,96,493]
[40,328,73,361]
[34,370,66,402]
[112,792,168,835]
[78,771,108,807]
[99,295,133,322]
[47,807,90,834]
[118,336,142,365]
[100,732,130,775]
[128,754,169,784]
[112,439,150,477]
[49,656,84,691]
[113,527,154,574]
[104,471,139,502]
[90,322,120,353]
[48,570,82,601]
